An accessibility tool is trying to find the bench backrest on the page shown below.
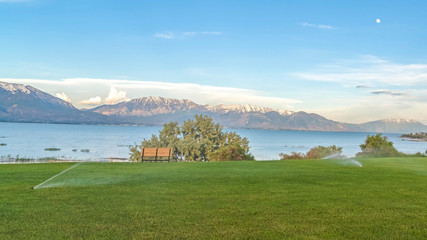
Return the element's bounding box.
[141,148,171,162]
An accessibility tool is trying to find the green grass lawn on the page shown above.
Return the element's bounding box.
[1,158,427,239]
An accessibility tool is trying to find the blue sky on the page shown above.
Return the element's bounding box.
[2,0,427,123]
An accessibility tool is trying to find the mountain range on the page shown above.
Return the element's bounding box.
[0,81,111,124]
[1,81,427,133]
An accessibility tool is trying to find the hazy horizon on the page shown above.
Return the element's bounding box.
[1,0,427,124]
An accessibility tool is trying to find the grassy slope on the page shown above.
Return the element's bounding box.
[1,158,427,239]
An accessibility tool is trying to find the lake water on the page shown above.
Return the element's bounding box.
[0,122,426,161]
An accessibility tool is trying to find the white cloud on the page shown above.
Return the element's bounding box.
[104,87,130,105]
[301,22,335,29]
[0,0,29,2]
[317,25,334,29]
[107,80,301,109]
[154,31,223,39]
[79,96,102,105]
[314,92,427,124]
[370,90,408,96]
[201,32,223,35]
[153,32,174,39]
[55,92,71,103]
[0,78,301,110]
[293,55,427,86]
[183,32,197,37]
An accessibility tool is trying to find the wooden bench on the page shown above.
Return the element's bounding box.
[141,148,171,162]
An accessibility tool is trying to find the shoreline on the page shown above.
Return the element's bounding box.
[0,158,129,164]
[401,138,427,142]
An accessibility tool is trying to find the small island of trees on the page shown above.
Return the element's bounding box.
[401,132,427,142]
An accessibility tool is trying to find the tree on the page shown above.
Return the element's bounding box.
[180,115,223,161]
[129,144,141,162]
[356,134,402,157]
[158,121,182,160]
[129,115,253,162]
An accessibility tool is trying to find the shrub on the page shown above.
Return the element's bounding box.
[208,145,255,161]
[279,152,306,160]
[412,152,425,157]
[306,145,343,159]
[280,145,343,160]
[44,148,60,151]
[356,134,402,158]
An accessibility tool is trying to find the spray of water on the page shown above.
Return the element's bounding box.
[32,162,84,189]
[348,159,363,167]
[322,152,345,160]
[32,162,138,189]
[322,154,363,167]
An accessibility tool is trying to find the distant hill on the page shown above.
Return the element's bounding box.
[0,81,110,124]
[345,119,427,133]
[90,96,349,131]
[90,96,427,133]
[2,81,427,133]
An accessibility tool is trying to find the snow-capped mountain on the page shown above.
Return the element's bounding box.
[89,96,339,130]
[92,96,295,117]
[1,81,427,133]
[0,81,75,109]
[348,118,427,133]
[381,118,419,124]
[91,96,204,117]
[0,81,109,123]
[205,104,294,116]
[89,96,427,132]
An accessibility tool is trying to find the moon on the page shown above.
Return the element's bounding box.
[376,18,381,23]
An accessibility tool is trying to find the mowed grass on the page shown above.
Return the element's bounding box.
[1,158,427,239]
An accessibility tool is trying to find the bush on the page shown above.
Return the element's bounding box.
[279,152,305,160]
[44,148,61,151]
[306,145,343,159]
[129,144,141,162]
[356,134,402,158]
[280,145,343,160]
[208,145,254,161]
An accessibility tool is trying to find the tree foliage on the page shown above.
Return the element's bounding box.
[401,132,427,140]
[306,145,343,159]
[356,134,402,158]
[280,145,343,160]
[129,115,254,162]
[209,144,255,161]
[279,152,305,160]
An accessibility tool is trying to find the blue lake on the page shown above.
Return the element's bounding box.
[0,122,426,161]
